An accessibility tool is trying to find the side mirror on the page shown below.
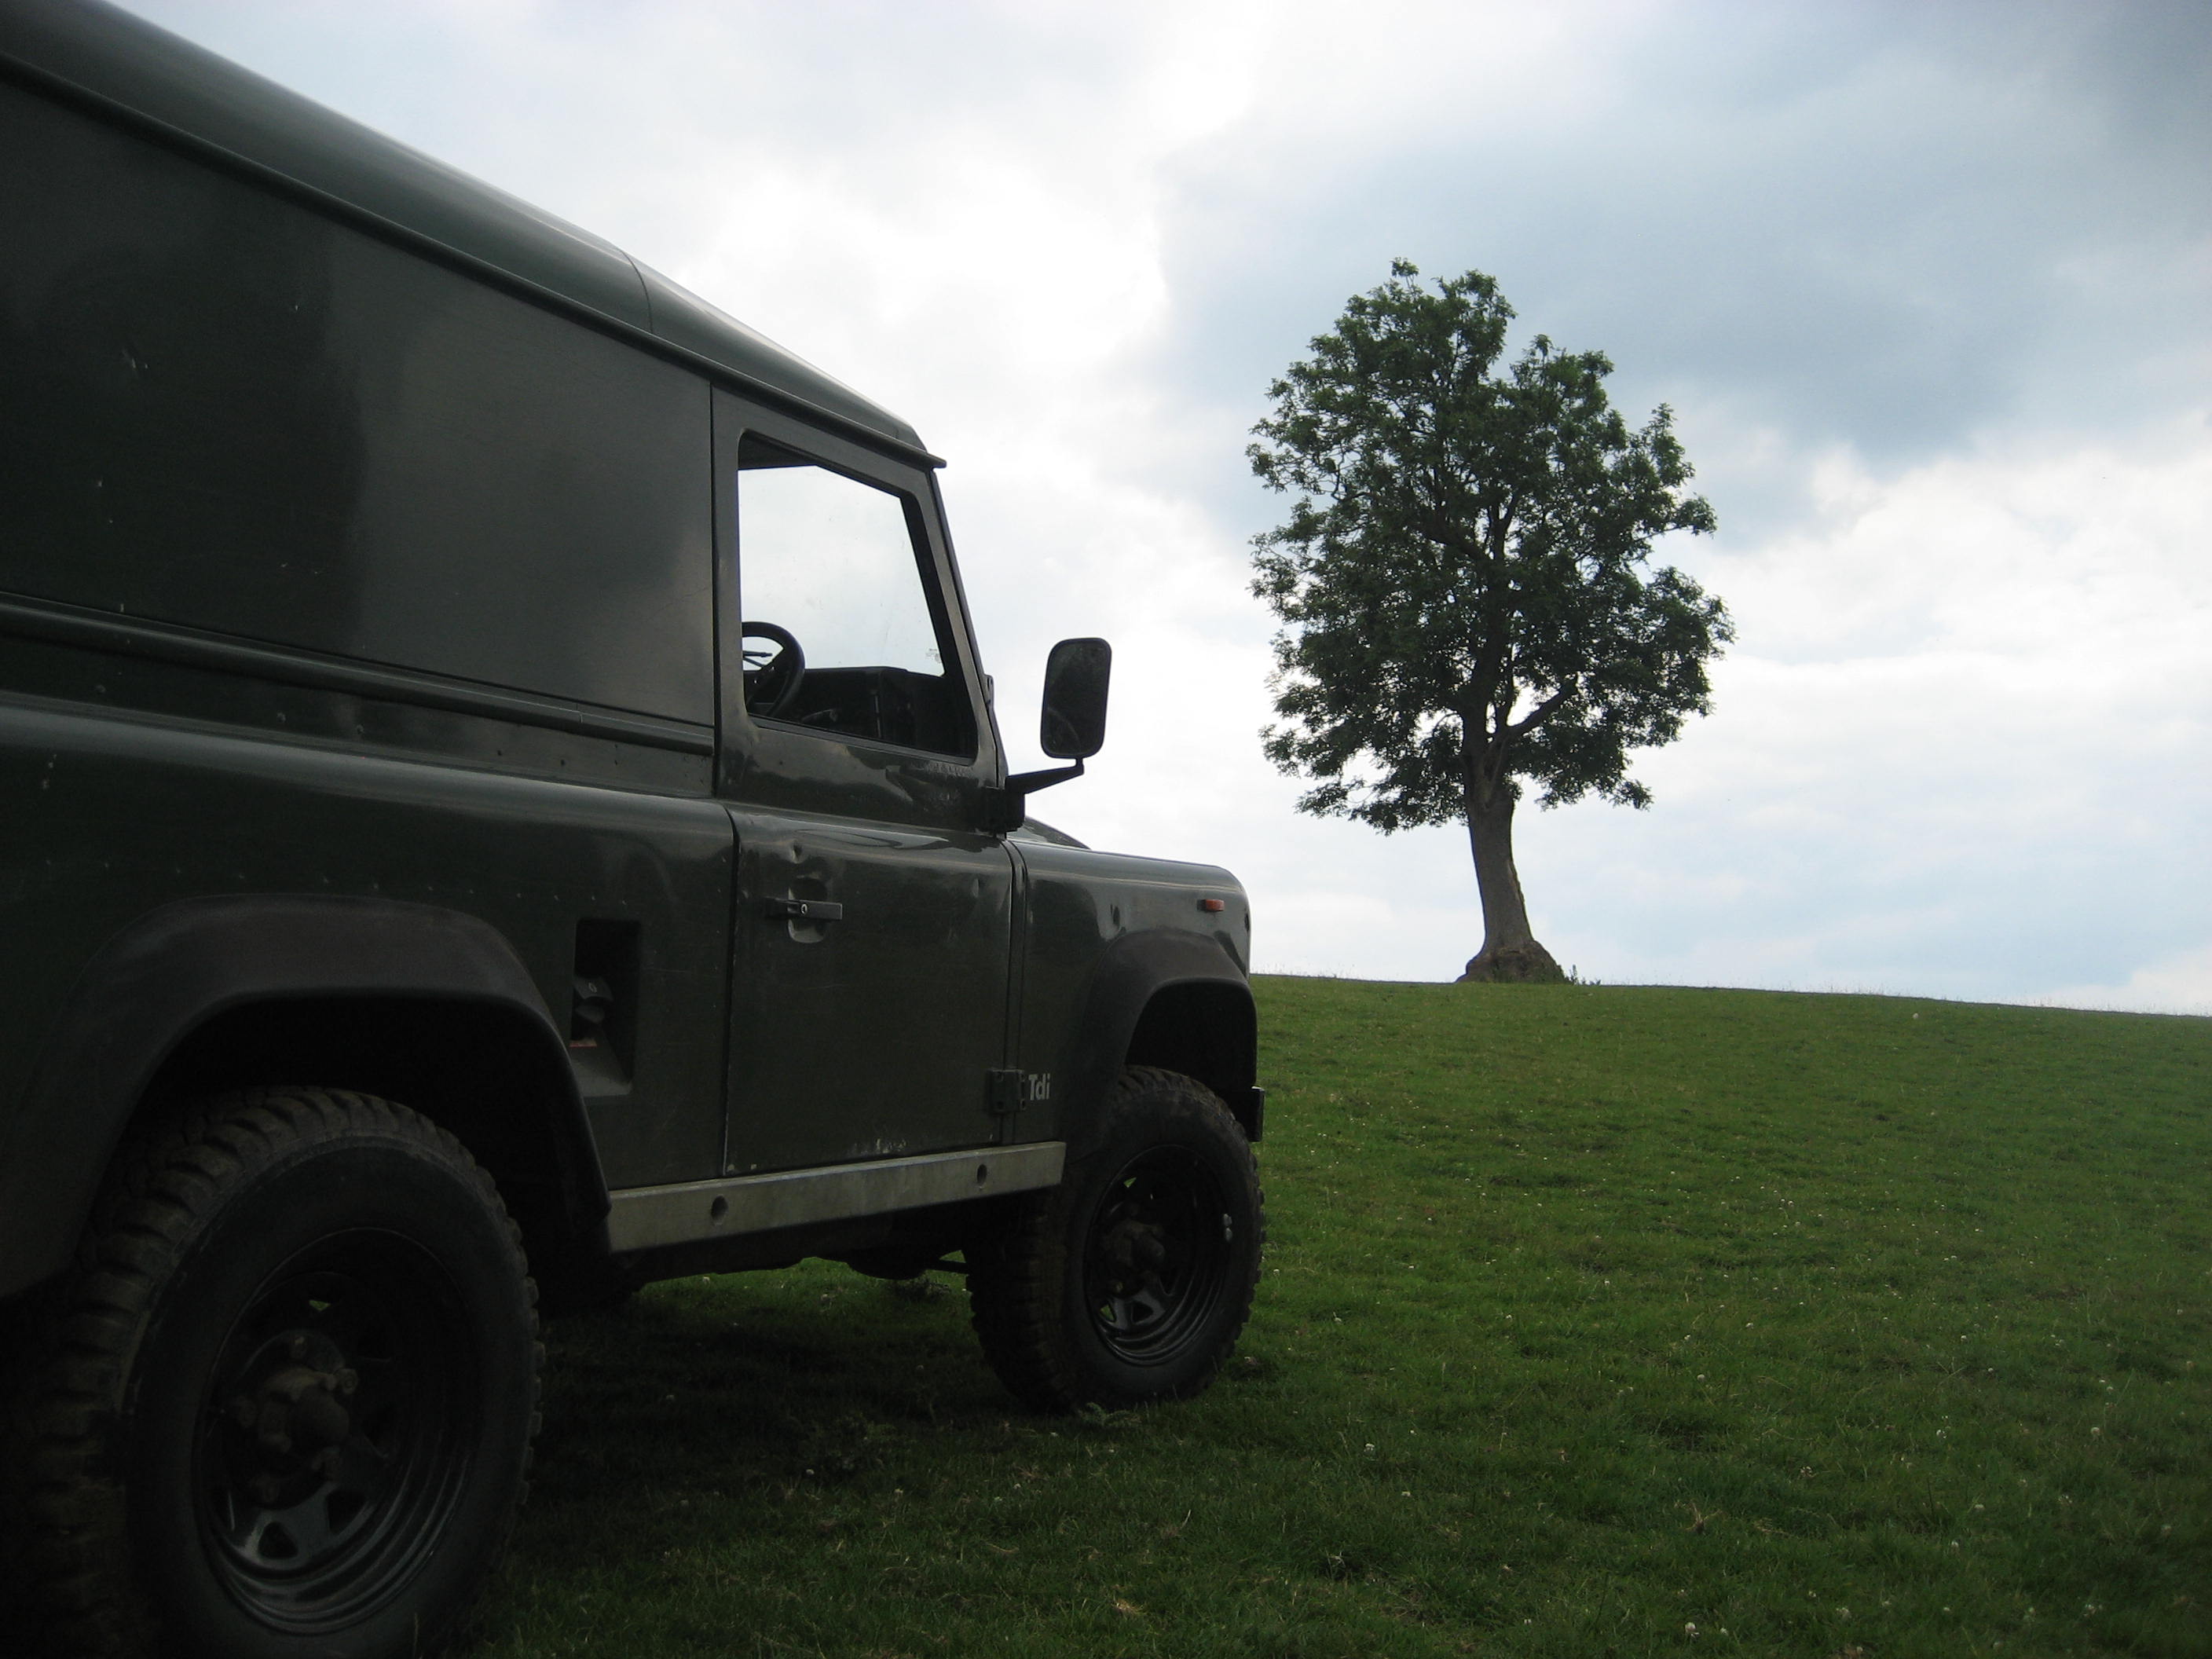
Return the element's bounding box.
[1039,637,1111,760]
[980,637,1113,835]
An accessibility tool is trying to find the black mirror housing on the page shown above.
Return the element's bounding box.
[1039,637,1111,760]
[980,637,1112,834]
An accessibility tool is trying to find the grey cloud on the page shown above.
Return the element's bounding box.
[1155,0,2212,543]
[99,0,2212,1011]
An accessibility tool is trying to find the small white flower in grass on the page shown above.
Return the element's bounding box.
[1685,1622,1700,1638]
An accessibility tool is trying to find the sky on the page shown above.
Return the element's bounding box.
[115,0,2212,1013]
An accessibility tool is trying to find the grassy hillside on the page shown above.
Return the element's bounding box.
[479,980,2211,1658]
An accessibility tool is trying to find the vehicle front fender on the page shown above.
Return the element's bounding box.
[1057,928,1257,1159]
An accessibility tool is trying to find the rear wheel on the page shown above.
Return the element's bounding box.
[4,1089,540,1659]
[969,1067,1263,1411]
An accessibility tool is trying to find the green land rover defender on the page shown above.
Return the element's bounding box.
[0,3,1264,1654]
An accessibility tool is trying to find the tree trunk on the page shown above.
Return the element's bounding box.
[1456,775,1566,984]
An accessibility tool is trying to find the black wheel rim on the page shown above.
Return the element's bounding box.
[193,1229,477,1634]
[1081,1146,1236,1367]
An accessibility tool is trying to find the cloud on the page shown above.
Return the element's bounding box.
[1154,0,2212,530]
[108,0,2212,1016]
[1507,423,2212,1005]
[2038,944,2212,1019]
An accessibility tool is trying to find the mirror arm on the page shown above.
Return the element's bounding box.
[1008,759,1086,795]
[980,760,1084,836]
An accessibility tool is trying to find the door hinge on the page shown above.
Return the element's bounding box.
[988,1068,1052,1119]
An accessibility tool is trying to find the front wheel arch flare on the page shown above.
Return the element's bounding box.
[1123,979,1258,1139]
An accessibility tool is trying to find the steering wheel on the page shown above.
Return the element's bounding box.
[740,621,807,720]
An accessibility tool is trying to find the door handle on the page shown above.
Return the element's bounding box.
[766,896,844,923]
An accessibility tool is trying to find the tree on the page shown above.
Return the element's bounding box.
[1249,262,1730,983]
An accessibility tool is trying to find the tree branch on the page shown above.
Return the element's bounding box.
[1503,685,1573,739]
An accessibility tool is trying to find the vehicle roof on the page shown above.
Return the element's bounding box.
[0,0,930,460]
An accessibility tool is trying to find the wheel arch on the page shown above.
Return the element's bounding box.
[0,895,608,1300]
[1124,980,1259,1137]
[1061,929,1258,1158]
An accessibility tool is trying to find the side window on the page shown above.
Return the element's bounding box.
[735,435,976,757]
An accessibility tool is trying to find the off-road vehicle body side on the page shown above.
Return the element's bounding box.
[0,3,1262,1654]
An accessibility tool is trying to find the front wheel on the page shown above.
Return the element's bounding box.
[4,1089,540,1659]
[969,1067,1263,1411]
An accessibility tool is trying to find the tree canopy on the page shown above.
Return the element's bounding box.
[1250,261,1730,981]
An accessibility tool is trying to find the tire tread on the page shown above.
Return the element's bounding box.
[1,1087,540,1659]
[969,1066,1264,1412]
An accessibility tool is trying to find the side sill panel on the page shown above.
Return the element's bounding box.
[606,1141,1066,1252]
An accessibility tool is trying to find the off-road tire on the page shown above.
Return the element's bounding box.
[969,1067,1263,1411]
[2,1088,541,1659]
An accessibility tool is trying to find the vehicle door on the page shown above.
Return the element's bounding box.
[712,390,1016,1175]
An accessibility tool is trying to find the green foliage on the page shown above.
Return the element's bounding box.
[1250,262,1730,828]
[478,982,2211,1657]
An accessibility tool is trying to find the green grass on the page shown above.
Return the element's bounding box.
[475,980,2212,1657]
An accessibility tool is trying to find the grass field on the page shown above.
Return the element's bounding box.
[476,979,2211,1658]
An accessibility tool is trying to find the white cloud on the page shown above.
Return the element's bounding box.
[2038,945,2212,1019]
[109,0,2212,1016]
[1507,426,2212,1009]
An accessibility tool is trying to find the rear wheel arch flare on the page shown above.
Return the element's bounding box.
[0,895,606,1301]
[149,992,607,1273]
